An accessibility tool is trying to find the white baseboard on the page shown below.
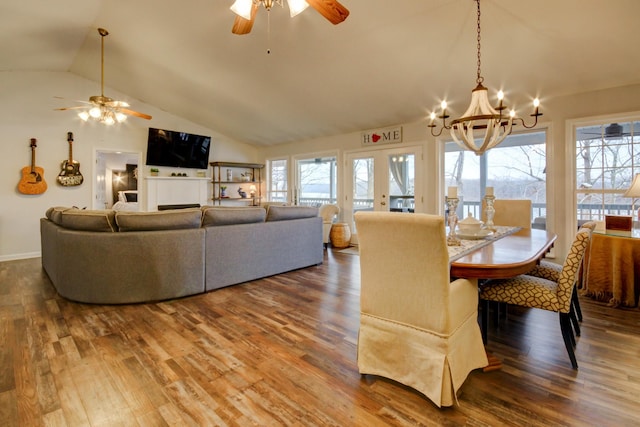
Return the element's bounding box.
[0,251,41,263]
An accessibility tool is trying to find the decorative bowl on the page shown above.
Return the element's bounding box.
[458,213,483,233]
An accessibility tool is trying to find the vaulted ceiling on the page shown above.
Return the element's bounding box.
[3,0,640,146]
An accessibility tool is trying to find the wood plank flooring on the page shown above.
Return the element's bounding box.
[1,251,640,426]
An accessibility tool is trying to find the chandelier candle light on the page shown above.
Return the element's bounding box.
[428,0,542,156]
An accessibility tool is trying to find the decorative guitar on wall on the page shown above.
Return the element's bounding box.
[57,131,83,186]
[18,138,48,195]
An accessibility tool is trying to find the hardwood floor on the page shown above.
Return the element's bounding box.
[1,252,639,426]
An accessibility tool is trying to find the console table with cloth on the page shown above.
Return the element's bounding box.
[582,228,640,307]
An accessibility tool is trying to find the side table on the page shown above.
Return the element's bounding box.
[330,223,351,249]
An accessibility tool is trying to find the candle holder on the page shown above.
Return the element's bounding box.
[484,194,496,231]
[446,197,461,246]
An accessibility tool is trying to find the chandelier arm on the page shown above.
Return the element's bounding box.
[513,112,542,129]
[428,125,446,138]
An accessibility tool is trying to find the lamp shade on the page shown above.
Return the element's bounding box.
[623,174,640,198]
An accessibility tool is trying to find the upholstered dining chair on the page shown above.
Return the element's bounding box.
[528,221,597,335]
[482,199,532,228]
[318,204,340,248]
[480,227,591,369]
[354,211,488,407]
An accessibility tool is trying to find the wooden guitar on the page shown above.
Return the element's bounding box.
[18,138,47,195]
[57,131,83,186]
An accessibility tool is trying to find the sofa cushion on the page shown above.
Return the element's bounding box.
[261,201,289,211]
[60,209,117,232]
[46,206,77,224]
[202,207,266,227]
[116,208,202,232]
[266,205,319,222]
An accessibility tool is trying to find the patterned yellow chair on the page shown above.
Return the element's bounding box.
[354,211,488,407]
[527,221,597,335]
[480,227,591,369]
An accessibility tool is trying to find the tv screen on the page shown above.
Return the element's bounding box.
[145,128,211,169]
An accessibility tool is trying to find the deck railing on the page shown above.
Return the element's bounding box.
[290,198,635,225]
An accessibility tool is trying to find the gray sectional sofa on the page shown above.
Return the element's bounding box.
[40,205,323,304]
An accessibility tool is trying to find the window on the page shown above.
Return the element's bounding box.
[296,156,337,206]
[575,121,640,221]
[444,131,547,226]
[267,158,288,203]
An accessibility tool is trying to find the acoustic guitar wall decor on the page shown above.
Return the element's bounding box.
[57,131,83,186]
[18,138,47,195]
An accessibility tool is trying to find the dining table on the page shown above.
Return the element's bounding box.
[447,227,558,371]
[450,227,557,279]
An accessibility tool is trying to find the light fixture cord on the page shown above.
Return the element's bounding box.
[101,32,105,96]
[476,0,483,85]
[267,8,271,54]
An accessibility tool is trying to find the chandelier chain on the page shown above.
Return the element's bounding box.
[476,0,483,85]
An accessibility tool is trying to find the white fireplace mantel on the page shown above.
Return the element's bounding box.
[145,176,209,211]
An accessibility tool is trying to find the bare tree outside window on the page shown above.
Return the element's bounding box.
[444,131,547,224]
[575,122,640,221]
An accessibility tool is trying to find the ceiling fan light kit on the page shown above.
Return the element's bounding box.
[56,27,151,125]
[428,0,542,156]
[231,0,308,19]
[230,0,349,35]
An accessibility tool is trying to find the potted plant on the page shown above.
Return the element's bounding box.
[150,168,159,176]
[220,186,227,197]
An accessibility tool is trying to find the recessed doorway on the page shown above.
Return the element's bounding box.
[94,149,142,210]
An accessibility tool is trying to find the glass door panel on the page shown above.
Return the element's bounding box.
[388,153,415,212]
[346,147,421,244]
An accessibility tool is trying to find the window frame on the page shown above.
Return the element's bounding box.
[571,114,640,226]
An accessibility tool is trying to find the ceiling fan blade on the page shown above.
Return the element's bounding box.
[306,0,350,25]
[232,3,258,35]
[120,108,152,120]
[54,96,93,105]
[106,100,131,108]
[54,106,90,111]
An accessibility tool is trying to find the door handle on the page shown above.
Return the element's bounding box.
[380,201,386,206]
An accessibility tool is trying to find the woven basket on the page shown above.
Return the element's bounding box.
[330,223,351,249]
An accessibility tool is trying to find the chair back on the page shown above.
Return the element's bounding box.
[483,199,532,228]
[319,204,339,222]
[354,211,452,332]
[557,228,591,312]
[577,221,596,287]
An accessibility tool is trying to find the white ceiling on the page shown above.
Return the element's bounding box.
[3,0,640,146]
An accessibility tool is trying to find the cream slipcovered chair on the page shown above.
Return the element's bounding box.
[480,227,591,369]
[354,211,488,407]
[527,221,597,335]
[482,199,532,228]
[318,204,340,248]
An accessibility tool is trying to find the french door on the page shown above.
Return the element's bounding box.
[345,146,422,243]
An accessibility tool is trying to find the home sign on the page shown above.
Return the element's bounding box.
[361,126,403,146]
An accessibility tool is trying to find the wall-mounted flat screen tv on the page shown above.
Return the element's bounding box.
[145,127,211,169]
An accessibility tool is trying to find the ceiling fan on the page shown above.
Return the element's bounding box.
[231,0,349,35]
[578,123,632,140]
[56,28,152,125]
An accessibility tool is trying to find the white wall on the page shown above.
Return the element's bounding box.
[259,83,640,260]
[0,71,258,261]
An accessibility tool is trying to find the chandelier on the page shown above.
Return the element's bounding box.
[428,0,542,156]
[230,0,309,19]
